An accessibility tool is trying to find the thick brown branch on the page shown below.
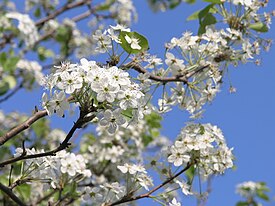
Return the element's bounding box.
[0,110,48,146]
[109,162,192,206]
[0,113,95,167]
[0,182,27,206]
[126,62,209,84]
[35,0,91,26]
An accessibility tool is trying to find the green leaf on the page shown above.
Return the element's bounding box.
[145,112,162,129]
[236,202,249,206]
[0,81,9,96]
[199,125,205,135]
[198,4,216,21]
[249,22,269,33]
[256,191,269,201]
[198,13,217,35]
[122,108,134,120]
[3,56,20,72]
[0,75,17,96]
[150,128,160,138]
[34,7,41,17]
[185,0,196,4]
[185,165,195,185]
[55,26,71,42]
[203,0,222,3]
[31,118,49,138]
[169,0,181,9]
[96,0,115,11]
[187,4,216,21]
[16,184,31,200]
[0,52,20,72]
[187,10,201,21]
[0,52,7,65]
[4,75,16,89]
[37,46,54,61]
[119,31,149,54]
[142,134,153,147]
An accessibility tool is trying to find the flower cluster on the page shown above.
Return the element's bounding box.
[16,59,44,87]
[81,182,126,205]
[169,198,182,206]
[6,12,39,47]
[117,163,153,191]
[236,181,269,199]
[168,123,234,178]
[159,23,270,116]
[81,112,166,185]
[110,0,137,25]
[25,0,59,12]
[92,24,131,54]
[14,148,91,189]
[149,0,273,117]
[42,57,145,133]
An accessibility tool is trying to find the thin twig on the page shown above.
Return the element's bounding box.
[0,182,27,206]
[30,189,57,206]
[0,0,94,48]
[0,81,24,104]
[0,113,95,167]
[125,62,209,84]
[0,110,48,146]
[109,162,193,206]
[35,0,91,27]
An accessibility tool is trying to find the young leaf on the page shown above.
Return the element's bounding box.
[119,31,149,54]
[95,0,115,11]
[34,7,41,17]
[249,22,269,33]
[3,56,20,72]
[185,165,195,185]
[236,202,249,206]
[187,4,216,21]
[185,0,196,4]
[203,0,222,3]
[0,81,9,96]
[187,10,201,21]
[4,75,16,89]
[0,52,7,65]
[198,13,217,35]
[142,134,153,146]
[0,75,17,96]
[256,191,269,201]
[169,0,181,9]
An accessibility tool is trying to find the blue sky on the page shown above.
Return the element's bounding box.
[1,1,275,205]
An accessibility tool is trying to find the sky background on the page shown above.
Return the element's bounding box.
[1,1,275,205]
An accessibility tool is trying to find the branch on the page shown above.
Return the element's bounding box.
[9,178,33,190]
[0,113,95,167]
[31,190,57,206]
[0,81,24,104]
[109,162,193,206]
[0,182,27,206]
[35,0,91,27]
[0,110,48,146]
[34,1,100,46]
[0,0,93,48]
[0,33,15,49]
[125,62,209,84]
